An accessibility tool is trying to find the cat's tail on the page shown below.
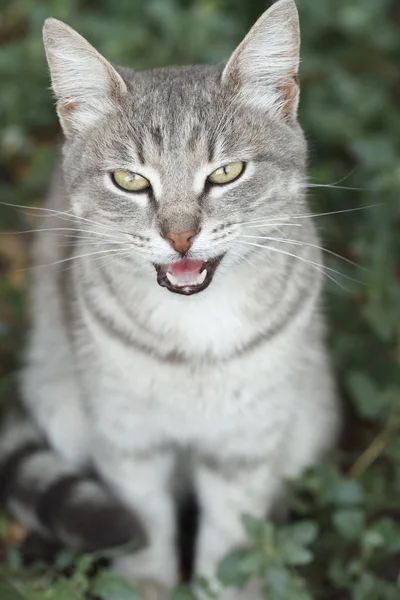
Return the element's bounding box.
[0,416,146,552]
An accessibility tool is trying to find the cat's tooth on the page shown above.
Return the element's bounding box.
[166,272,178,286]
[197,269,207,285]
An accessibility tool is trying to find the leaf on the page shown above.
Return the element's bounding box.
[285,521,318,546]
[170,585,198,600]
[280,541,313,566]
[324,478,364,506]
[92,570,140,600]
[333,509,365,540]
[194,577,218,600]
[353,572,380,600]
[241,514,263,544]
[54,549,80,570]
[372,518,400,553]
[217,550,250,588]
[346,372,382,420]
[259,521,276,554]
[0,583,26,600]
[44,578,86,600]
[362,529,384,551]
[237,551,263,575]
[265,566,290,596]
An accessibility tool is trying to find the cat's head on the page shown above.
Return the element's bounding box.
[43,0,307,296]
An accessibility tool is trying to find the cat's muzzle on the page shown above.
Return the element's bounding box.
[155,256,223,296]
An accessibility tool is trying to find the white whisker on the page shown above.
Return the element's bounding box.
[0,227,129,242]
[239,203,382,228]
[236,240,354,290]
[307,168,358,190]
[0,200,130,237]
[225,248,257,269]
[242,221,302,228]
[239,235,364,270]
[22,248,128,272]
[61,247,135,273]
[305,183,364,191]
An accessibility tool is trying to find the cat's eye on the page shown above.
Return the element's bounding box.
[112,170,150,192]
[207,161,245,185]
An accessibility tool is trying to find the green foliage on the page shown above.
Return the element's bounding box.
[0,0,399,598]
[0,553,140,600]
[217,516,317,598]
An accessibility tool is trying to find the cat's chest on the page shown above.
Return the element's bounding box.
[78,309,300,452]
[78,258,275,361]
[76,268,305,449]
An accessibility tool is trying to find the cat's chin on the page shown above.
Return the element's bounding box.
[155,256,224,296]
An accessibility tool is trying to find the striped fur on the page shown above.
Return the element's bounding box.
[0,418,145,551]
[1,2,340,599]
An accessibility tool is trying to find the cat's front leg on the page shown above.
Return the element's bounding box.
[94,446,178,598]
[194,454,280,600]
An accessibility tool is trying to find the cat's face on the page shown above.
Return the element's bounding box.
[44,0,306,296]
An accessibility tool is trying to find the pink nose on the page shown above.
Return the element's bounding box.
[163,230,197,255]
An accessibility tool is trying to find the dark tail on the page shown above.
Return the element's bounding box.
[0,417,146,552]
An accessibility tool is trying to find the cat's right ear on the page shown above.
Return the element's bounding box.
[43,19,127,137]
[221,0,300,120]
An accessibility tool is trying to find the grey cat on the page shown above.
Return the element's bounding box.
[0,0,339,597]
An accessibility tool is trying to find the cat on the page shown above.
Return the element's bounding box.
[0,0,340,598]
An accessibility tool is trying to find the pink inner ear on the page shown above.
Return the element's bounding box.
[279,75,299,118]
[58,101,78,117]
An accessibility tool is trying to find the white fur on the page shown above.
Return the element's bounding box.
[222,0,300,117]
[15,4,340,599]
[43,18,127,135]
[21,236,338,596]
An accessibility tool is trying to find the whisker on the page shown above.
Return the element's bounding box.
[240,203,383,226]
[224,247,257,269]
[306,168,364,191]
[57,240,128,248]
[0,226,129,242]
[61,247,135,274]
[305,183,365,192]
[89,249,155,279]
[242,222,303,228]
[239,235,364,270]
[21,248,129,272]
[286,203,383,221]
[0,200,130,237]
[236,240,356,289]
[89,250,134,275]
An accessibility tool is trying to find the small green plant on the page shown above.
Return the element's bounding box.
[217,516,317,600]
[0,551,140,600]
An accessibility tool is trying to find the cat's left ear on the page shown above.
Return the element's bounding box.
[221,0,300,120]
[43,18,127,137]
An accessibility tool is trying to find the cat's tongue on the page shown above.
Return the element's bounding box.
[167,258,206,286]
[170,258,203,275]
[156,255,223,295]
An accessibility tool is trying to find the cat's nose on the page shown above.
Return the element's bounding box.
[163,230,197,255]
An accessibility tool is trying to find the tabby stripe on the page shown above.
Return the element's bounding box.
[0,441,48,504]
[37,476,147,551]
[199,452,267,480]
[80,285,187,364]
[36,474,84,531]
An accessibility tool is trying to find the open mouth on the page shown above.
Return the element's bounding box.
[156,256,223,296]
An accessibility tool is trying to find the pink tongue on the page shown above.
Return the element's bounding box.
[170,258,204,275]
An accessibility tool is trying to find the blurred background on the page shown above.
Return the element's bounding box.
[0,0,399,598]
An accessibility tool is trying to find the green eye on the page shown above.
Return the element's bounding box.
[112,170,150,192]
[207,161,245,185]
